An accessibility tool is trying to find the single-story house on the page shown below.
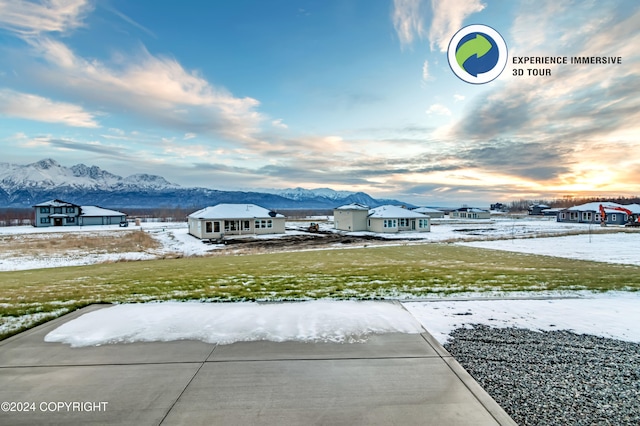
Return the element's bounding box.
[188,203,285,239]
[449,207,491,219]
[411,207,445,218]
[557,202,639,225]
[333,204,430,233]
[33,199,126,227]
[333,203,370,231]
[528,204,550,215]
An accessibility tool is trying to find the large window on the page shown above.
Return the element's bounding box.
[66,207,75,213]
[255,219,273,229]
[206,221,212,233]
[40,217,51,224]
[66,217,75,224]
[418,219,428,228]
[40,207,50,213]
[383,219,397,228]
[243,220,250,231]
[214,221,220,233]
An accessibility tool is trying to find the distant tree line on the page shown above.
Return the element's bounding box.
[507,195,640,212]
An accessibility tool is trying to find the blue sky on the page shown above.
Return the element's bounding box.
[1,0,639,206]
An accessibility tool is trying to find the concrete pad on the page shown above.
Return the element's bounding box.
[0,363,199,426]
[0,305,516,425]
[0,306,215,367]
[162,358,501,426]
[210,332,439,361]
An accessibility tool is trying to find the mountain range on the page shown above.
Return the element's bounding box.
[0,159,408,209]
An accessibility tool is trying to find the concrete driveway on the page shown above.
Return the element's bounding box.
[0,305,515,425]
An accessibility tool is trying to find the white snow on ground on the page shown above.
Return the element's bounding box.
[458,232,640,265]
[403,292,640,344]
[44,293,640,347]
[44,301,424,347]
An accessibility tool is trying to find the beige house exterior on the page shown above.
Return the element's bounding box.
[333,203,369,231]
[334,204,430,233]
[188,204,285,240]
[450,207,491,219]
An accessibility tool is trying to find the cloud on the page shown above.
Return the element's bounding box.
[183,133,197,140]
[428,0,485,52]
[20,136,124,156]
[457,141,574,180]
[23,38,264,141]
[0,0,91,35]
[453,94,465,101]
[0,88,99,127]
[392,0,426,48]
[271,119,288,129]
[422,60,430,81]
[426,104,451,116]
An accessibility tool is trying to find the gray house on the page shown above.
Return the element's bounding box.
[557,202,639,225]
[334,204,430,233]
[411,207,445,218]
[188,203,286,240]
[33,199,126,227]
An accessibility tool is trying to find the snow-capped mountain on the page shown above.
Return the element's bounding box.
[266,187,356,201]
[0,159,409,209]
[0,159,178,193]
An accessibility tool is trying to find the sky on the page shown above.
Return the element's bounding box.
[0,0,639,206]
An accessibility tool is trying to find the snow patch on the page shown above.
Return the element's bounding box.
[44,301,424,347]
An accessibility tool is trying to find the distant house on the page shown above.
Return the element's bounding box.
[411,207,445,218]
[449,207,491,219]
[528,204,551,215]
[33,199,126,227]
[188,203,285,239]
[557,202,639,225]
[333,204,430,233]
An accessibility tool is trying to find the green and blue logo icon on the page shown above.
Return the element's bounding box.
[448,24,507,84]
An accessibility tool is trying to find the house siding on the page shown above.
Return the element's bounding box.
[333,209,368,231]
[188,217,286,239]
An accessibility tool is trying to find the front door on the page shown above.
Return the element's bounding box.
[411,220,416,230]
[54,218,62,226]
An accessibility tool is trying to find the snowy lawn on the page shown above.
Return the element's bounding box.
[43,293,640,347]
[458,232,640,266]
[2,243,640,340]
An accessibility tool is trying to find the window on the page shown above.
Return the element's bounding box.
[54,207,62,214]
[206,221,212,233]
[66,217,75,224]
[267,220,272,228]
[40,207,50,213]
[66,207,75,213]
[214,221,220,233]
[383,219,397,228]
[224,220,238,231]
[40,217,50,224]
[560,213,566,220]
[399,218,409,227]
[255,220,261,229]
[419,219,428,228]
[582,212,592,221]
[243,220,250,231]
[611,214,617,222]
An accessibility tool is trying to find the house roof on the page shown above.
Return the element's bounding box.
[33,199,79,208]
[368,205,427,219]
[564,202,623,212]
[80,206,126,217]
[335,203,370,211]
[412,207,444,214]
[188,204,284,219]
[452,207,489,213]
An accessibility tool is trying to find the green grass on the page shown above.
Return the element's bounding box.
[1,244,639,340]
